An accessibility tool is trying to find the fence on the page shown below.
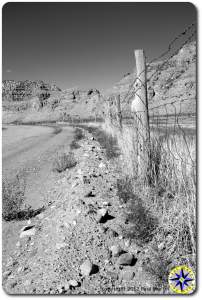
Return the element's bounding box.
[103,23,196,255]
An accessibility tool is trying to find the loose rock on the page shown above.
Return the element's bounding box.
[116,253,135,266]
[96,208,108,223]
[20,226,36,238]
[110,245,123,257]
[68,279,78,287]
[80,259,93,276]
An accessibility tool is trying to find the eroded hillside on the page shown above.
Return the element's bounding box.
[105,41,196,116]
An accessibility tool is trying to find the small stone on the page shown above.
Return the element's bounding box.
[56,242,66,250]
[72,181,79,188]
[96,208,108,223]
[16,241,20,247]
[118,235,123,240]
[85,190,96,197]
[124,239,131,248]
[116,253,135,266]
[38,213,44,220]
[119,270,135,281]
[76,209,81,215]
[3,270,12,279]
[80,259,93,276]
[99,162,105,168]
[110,245,123,257]
[72,220,77,226]
[68,280,78,287]
[158,242,165,250]
[57,286,63,294]
[64,283,70,291]
[20,226,36,238]
[102,201,109,206]
[98,208,107,217]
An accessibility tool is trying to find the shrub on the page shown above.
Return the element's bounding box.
[53,152,77,172]
[2,172,46,221]
[74,128,84,141]
[2,172,26,221]
[117,176,158,244]
[70,140,81,150]
[116,176,134,204]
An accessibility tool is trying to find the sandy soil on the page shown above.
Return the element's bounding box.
[2,124,75,270]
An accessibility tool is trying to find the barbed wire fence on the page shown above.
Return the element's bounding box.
[104,24,196,254]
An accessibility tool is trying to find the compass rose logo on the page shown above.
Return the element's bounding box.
[168,265,195,294]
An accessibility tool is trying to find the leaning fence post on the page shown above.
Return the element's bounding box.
[131,49,150,180]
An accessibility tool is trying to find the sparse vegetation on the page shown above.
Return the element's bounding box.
[74,128,84,141]
[2,172,26,221]
[102,121,196,286]
[70,140,81,149]
[2,172,45,221]
[53,152,77,172]
[77,125,119,159]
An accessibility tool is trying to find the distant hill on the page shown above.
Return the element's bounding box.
[2,80,104,123]
[2,80,61,102]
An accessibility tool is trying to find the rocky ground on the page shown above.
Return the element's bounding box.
[2,127,166,295]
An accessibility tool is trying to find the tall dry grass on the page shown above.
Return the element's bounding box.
[102,119,196,284]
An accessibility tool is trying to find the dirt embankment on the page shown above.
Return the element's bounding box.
[3,128,165,295]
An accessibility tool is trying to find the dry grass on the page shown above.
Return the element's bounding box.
[53,152,77,172]
[102,120,196,285]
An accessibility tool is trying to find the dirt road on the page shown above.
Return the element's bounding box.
[2,124,75,266]
[3,124,75,209]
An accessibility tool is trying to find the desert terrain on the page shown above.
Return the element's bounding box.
[2,38,196,294]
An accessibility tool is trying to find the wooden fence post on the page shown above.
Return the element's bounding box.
[116,94,122,129]
[131,49,150,180]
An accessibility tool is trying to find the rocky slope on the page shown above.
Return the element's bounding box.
[2,128,171,295]
[105,41,196,116]
[2,80,61,102]
[2,83,104,124]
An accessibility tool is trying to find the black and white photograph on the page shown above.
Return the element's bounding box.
[2,2,197,295]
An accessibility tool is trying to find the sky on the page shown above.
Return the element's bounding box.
[2,2,196,91]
